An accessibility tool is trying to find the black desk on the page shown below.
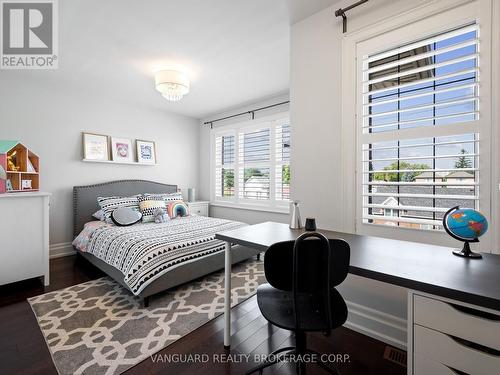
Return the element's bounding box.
[216,221,500,348]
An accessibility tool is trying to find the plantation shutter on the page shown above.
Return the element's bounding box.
[212,115,290,208]
[214,134,235,198]
[238,127,271,200]
[360,23,480,230]
[275,121,291,201]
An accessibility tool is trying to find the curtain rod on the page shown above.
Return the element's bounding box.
[335,0,369,33]
[203,100,290,129]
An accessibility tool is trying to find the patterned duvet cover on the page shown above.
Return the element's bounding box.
[74,216,246,295]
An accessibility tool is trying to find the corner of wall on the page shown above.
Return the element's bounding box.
[50,242,75,259]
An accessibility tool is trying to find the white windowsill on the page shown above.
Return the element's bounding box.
[210,202,290,215]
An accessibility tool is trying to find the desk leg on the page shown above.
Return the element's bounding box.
[224,241,232,349]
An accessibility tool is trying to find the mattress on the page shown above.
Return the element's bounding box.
[72,216,247,295]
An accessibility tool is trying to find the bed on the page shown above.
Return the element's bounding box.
[72,179,261,306]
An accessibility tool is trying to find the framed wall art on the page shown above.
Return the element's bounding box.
[136,140,156,164]
[83,133,109,161]
[111,137,133,162]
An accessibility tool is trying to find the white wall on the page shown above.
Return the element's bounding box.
[0,76,200,255]
[290,0,499,348]
[291,0,436,231]
[199,93,290,224]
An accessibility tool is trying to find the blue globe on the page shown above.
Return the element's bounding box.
[444,208,488,241]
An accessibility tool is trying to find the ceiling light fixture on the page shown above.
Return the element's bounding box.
[154,70,190,102]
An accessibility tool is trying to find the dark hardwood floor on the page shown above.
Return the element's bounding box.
[0,255,406,375]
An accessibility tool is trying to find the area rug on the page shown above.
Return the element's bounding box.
[28,257,265,375]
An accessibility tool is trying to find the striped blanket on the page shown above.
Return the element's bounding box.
[86,216,247,295]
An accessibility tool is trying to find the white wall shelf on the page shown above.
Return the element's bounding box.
[82,159,157,166]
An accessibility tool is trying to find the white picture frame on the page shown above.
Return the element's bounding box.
[111,137,133,162]
[136,140,156,164]
[82,133,109,161]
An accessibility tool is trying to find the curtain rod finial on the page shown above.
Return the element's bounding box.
[334,0,369,33]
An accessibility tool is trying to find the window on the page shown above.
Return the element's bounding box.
[212,115,290,210]
[360,24,480,231]
[275,122,291,201]
[214,135,235,198]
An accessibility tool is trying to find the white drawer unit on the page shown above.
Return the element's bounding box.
[408,291,500,375]
[186,201,209,217]
[0,192,51,286]
[414,354,459,375]
[414,294,500,351]
[414,325,500,375]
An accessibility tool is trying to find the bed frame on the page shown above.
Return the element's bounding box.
[73,179,261,306]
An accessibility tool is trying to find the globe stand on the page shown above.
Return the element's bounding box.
[452,241,482,259]
[443,206,484,260]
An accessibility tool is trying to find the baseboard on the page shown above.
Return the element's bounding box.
[344,300,407,350]
[50,242,75,259]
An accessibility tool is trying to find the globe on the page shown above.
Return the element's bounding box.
[443,206,488,258]
[444,208,488,240]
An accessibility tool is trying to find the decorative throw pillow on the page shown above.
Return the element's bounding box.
[167,200,190,219]
[111,207,142,226]
[144,192,183,204]
[153,208,169,223]
[138,195,167,223]
[97,195,141,224]
[92,209,105,221]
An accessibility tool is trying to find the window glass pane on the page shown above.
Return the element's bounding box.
[221,168,234,197]
[242,168,270,200]
[222,136,234,165]
[365,25,478,134]
[244,129,270,162]
[363,135,478,231]
[280,124,291,162]
[275,165,290,201]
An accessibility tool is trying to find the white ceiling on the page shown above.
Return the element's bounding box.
[21,0,341,119]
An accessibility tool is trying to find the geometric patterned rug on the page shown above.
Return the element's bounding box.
[28,256,265,375]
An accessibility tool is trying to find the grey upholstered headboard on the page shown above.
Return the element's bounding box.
[73,180,178,237]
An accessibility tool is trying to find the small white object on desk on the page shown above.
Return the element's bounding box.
[0,192,51,286]
[186,201,209,217]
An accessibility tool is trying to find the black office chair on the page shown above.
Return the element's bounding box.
[247,232,350,375]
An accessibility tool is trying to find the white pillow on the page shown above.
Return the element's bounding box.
[111,207,142,226]
[92,210,105,221]
[144,192,183,203]
[97,195,141,224]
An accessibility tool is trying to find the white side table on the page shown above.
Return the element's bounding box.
[186,201,209,217]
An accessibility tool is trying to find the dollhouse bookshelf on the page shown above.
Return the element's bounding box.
[0,141,40,193]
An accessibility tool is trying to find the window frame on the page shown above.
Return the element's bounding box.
[340,0,493,250]
[210,111,291,213]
